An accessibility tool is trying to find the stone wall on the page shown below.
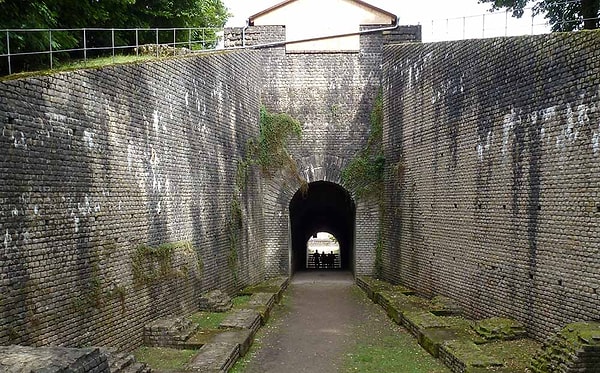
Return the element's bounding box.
[382,31,600,341]
[0,51,265,350]
[225,24,421,276]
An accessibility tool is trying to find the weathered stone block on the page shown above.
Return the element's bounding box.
[0,346,109,373]
[187,342,239,373]
[144,317,198,348]
[472,317,527,341]
[199,290,233,313]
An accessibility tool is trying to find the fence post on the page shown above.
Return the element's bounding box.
[49,29,53,69]
[188,29,191,49]
[155,28,159,58]
[505,9,508,36]
[135,29,139,56]
[482,14,485,38]
[6,30,11,75]
[463,17,466,39]
[83,28,87,63]
[111,28,115,61]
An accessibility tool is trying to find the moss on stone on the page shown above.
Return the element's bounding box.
[133,346,197,371]
[480,339,541,372]
[472,317,527,341]
[131,241,195,286]
[442,340,504,369]
[530,321,600,373]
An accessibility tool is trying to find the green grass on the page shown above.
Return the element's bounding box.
[133,347,197,371]
[232,295,251,308]
[343,286,450,373]
[189,311,227,329]
[1,54,156,81]
[343,334,450,373]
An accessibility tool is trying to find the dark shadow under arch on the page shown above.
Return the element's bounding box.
[289,181,356,273]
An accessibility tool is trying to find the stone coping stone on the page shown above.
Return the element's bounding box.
[100,349,150,373]
[239,276,289,302]
[183,328,253,358]
[430,295,462,316]
[377,291,428,325]
[0,345,109,373]
[144,317,198,347]
[199,290,233,313]
[245,292,276,323]
[183,329,226,349]
[472,317,527,341]
[186,342,239,373]
[439,340,504,373]
[403,310,451,339]
[420,327,474,358]
[356,276,415,302]
[219,309,261,335]
[212,329,254,357]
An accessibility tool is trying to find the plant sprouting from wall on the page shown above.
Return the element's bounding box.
[342,89,384,200]
[227,105,305,284]
[342,89,388,278]
[246,106,305,186]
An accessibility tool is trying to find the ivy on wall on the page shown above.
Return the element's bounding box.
[342,90,384,200]
[342,90,388,278]
[227,105,305,284]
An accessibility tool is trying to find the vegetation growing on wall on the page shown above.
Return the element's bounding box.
[342,90,384,200]
[131,241,200,286]
[342,90,388,278]
[226,105,305,284]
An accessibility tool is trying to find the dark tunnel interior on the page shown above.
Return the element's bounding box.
[289,181,356,273]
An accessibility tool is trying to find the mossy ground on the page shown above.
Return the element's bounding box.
[189,311,228,329]
[232,295,251,308]
[342,286,450,373]
[133,347,197,371]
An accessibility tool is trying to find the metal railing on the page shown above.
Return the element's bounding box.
[421,2,599,42]
[0,27,223,76]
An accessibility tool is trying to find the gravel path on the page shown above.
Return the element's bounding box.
[235,271,449,373]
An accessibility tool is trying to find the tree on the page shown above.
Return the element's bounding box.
[479,0,600,31]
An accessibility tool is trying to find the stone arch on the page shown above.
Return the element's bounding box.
[289,181,356,273]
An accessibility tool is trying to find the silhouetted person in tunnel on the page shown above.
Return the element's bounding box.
[313,250,321,269]
[327,251,335,269]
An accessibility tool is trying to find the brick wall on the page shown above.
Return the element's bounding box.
[382,31,600,341]
[232,24,421,276]
[0,51,265,350]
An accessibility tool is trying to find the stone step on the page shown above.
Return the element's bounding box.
[102,349,150,373]
[439,340,504,373]
[220,309,262,336]
[187,342,240,373]
[144,317,199,348]
[245,292,276,323]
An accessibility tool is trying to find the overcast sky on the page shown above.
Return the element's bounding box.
[223,0,549,41]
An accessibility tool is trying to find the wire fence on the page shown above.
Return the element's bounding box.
[1,2,598,76]
[421,3,599,42]
[0,27,223,76]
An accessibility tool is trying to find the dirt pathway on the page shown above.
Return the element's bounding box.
[234,271,449,373]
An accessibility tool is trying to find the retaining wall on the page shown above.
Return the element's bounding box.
[0,51,265,350]
[382,31,600,340]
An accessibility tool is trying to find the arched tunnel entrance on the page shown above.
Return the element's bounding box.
[289,181,356,273]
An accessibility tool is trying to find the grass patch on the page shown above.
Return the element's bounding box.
[189,311,227,329]
[344,334,449,373]
[344,286,450,373]
[133,347,196,371]
[232,295,251,308]
[2,54,157,81]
